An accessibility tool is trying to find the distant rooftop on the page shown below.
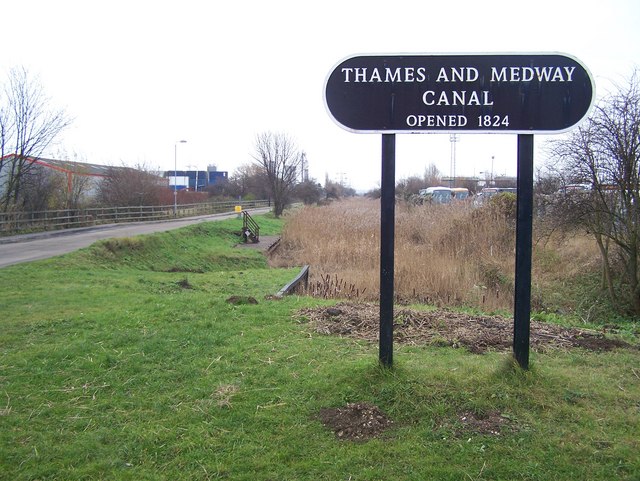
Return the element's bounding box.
[1,154,131,177]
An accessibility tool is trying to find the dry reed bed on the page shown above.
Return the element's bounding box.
[272,198,599,311]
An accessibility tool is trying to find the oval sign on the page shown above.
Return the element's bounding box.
[324,53,594,134]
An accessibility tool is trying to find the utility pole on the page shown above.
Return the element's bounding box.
[491,155,495,186]
[449,134,459,188]
[300,152,310,183]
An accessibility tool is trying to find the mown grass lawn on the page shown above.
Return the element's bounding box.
[1,215,638,480]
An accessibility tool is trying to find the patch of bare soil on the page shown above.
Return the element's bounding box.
[226,295,258,305]
[318,403,393,441]
[176,277,194,289]
[451,411,513,436]
[298,302,633,353]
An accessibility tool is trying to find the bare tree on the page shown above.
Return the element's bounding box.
[324,177,356,200]
[19,166,66,211]
[396,175,424,201]
[0,67,71,211]
[292,179,324,205]
[251,132,303,217]
[97,164,165,207]
[65,168,94,209]
[547,69,640,314]
[11,150,98,211]
[423,162,443,187]
[229,163,270,200]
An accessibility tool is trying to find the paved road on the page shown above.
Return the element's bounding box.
[0,207,271,269]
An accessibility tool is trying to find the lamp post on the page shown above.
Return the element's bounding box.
[174,140,187,216]
[490,155,495,186]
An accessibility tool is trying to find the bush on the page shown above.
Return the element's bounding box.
[488,192,517,220]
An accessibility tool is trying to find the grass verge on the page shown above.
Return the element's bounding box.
[0,214,638,480]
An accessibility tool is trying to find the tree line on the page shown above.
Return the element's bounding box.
[0,68,354,216]
[536,70,640,316]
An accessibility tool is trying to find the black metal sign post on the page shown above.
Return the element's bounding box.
[380,134,396,367]
[514,134,534,369]
[324,53,594,369]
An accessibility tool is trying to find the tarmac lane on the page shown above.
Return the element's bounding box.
[0,207,271,268]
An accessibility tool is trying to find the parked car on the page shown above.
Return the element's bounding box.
[557,183,591,194]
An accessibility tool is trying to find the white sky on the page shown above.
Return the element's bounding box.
[2,0,639,192]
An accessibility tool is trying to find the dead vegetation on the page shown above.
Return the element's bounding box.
[271,198,602,314]
[299,302,633,354]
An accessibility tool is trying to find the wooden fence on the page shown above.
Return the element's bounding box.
[0,200,270,236]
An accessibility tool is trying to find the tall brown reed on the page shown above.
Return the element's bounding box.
[271,198,598,312]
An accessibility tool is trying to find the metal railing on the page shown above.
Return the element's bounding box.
[242,210,260,243]
[0,199,270,236]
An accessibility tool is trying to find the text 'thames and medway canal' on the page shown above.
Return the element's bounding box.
[324,54,594,133]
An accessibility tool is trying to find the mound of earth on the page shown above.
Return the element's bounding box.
[451,410,513,436]
[318,403,393,441]
[298,302,633,353]
[226,295,258,305]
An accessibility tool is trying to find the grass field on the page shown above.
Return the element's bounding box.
[1,213,639,480]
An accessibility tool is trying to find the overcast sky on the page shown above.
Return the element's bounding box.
[2,0,639,191]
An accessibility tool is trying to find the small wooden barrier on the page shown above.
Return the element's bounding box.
[276,265,310,297]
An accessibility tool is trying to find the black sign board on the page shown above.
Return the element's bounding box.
[324,52,594,370]
[325,53,594,133]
